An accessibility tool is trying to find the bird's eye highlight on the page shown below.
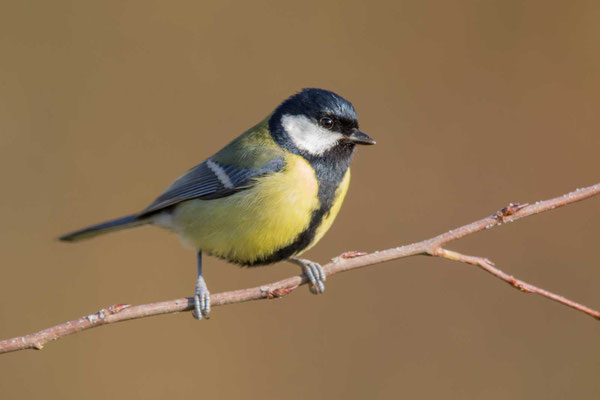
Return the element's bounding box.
[319,117,334,130]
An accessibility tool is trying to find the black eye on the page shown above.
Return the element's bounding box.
[319,117,334,130]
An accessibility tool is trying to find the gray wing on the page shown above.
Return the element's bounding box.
[138,157,285,217]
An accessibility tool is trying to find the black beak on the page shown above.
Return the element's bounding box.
[347,130,376,145]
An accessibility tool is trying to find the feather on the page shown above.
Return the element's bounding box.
[139,157,284,217]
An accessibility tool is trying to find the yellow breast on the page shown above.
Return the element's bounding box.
[299,168,351,255]
[169,153,320,264]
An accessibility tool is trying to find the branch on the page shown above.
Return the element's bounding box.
[1,183,599,354]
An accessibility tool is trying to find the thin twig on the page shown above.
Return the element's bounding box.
[1,183,599,354]
[433,249,600,319]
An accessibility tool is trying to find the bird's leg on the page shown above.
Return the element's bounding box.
[289,257,326,294]
[193,251,211,320]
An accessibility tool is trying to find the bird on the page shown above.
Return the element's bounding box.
[60,88,375,320]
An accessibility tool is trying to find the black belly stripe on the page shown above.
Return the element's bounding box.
[241,145,354,267]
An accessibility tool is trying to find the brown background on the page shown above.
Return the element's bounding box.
[1,1,599,399]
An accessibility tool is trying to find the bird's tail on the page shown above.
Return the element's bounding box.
[59,214,148,242]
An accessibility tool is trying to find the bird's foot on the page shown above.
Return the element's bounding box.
[193,277,211,320]
[290,257,326,294]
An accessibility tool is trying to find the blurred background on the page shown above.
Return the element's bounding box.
[1,1,599,398]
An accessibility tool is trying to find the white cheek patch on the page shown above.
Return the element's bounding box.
[281,114,343,156]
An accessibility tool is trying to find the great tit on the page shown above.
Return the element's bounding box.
[60,88,375,319]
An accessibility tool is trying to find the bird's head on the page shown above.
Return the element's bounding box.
[270,88,375,158]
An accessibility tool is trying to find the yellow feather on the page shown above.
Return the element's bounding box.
[170,153,320,264]
[299,168,351,255]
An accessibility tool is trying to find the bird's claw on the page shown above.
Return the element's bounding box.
[193,280,211,320]
[292,258,326,294]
